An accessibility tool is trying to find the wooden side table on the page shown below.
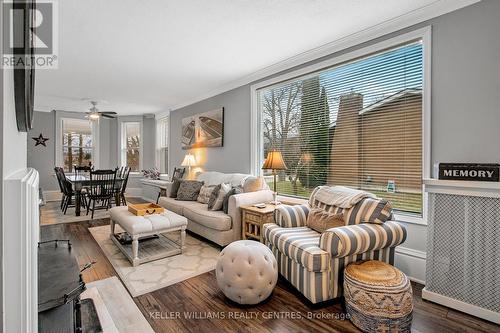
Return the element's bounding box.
[241,204,276,242]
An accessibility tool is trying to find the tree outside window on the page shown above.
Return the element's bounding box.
[62,119,92,172]
[122,122,141,172]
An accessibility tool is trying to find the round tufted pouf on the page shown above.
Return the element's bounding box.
[344,260,413,333]
[216,240,278,305]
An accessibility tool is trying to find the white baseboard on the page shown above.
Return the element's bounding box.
[43,190,62,202]
[395,246,426,284]
[422,289,500,324]
[125,187,142,197]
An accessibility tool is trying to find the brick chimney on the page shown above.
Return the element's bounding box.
[328,92,363,187]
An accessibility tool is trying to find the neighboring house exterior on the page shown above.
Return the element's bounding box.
[329,89,422,194]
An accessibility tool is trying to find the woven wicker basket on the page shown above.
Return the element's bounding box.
[344,260,413,333]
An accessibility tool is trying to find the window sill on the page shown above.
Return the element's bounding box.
[393,212,427,226]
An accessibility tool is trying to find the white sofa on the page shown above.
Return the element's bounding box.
[158,171,274,246]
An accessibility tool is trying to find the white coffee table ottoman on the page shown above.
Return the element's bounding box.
[109,206,188,267]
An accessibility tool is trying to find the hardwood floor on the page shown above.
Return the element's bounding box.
[40,218,500,333]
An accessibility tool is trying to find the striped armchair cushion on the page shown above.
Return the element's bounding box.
[319,221,407,257]
[263,224,330,272]
[344,197,393,225]
[274,204,310,228]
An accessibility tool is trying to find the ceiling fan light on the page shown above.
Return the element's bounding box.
[89,113,100,120]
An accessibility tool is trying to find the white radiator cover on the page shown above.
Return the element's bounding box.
[4,168,39,333]
[423,179,500,324]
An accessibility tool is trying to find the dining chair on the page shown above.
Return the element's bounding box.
[73,164,93,178]
[54,167,66,210]
[86,169,117,219]
[58,169,87,215]
[156,167,186,203]
[117,167,131,206]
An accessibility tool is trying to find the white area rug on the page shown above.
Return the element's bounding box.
[89,225,220,297]
[82,276,154,333]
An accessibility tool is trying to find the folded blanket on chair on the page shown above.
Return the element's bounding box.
[313,186,375,208]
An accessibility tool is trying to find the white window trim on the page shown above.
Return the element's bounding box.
[118,116,144,173]
[55,111,100,171]
[250,26,432,225]
[155,113,169,176]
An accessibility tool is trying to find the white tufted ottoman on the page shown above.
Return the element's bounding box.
[216,240,278,304]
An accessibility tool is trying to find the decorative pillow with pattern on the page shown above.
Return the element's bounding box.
[209,183,231,211]
[306,208,344,233]
[175,180,204,201]
[197,185,216,204]
[343,197,393,225]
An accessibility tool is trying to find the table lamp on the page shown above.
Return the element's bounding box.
[181,153,196,179]
[261,150,287,205]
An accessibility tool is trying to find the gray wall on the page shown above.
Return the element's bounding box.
[170,85,251,173]
[169,0,500,260]
[27,111,157,192]
[27,111,57,191]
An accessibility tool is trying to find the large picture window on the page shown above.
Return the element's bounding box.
[62,118,93,172]
[256,40,424,215]
[121,122,141,172]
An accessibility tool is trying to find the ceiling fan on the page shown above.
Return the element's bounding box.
[54,101,117,120]
[85,101,117,120]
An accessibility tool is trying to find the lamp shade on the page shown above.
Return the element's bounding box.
[262,150,287,170]
[181,153,196,167]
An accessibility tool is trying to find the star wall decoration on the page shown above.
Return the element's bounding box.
[33,133,49,147]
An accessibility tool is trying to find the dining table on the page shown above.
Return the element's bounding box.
[66,174,124,216]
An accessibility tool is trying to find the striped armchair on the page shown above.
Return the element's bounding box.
[263,189,407,304]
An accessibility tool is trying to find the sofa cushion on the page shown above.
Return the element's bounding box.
[263,224,330,272]
[183,205,232,231]
[158,197,204,216]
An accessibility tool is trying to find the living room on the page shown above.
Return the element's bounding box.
[1,0,499,332]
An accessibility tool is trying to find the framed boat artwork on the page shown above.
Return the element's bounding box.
[181,108,224,149]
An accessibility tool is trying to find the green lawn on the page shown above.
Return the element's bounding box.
[267,180,422,214]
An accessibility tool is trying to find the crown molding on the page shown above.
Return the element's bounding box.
[168,0,480,112]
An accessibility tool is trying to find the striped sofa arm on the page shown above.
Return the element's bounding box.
[319,221,407,257]
[274,204,310,228]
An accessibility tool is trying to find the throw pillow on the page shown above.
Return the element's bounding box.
[207,184,221,209]
[210,183,231,211]
[306,208,344,233]
[197,185,216,204]
[175,180,204,201]
[243,176,265,193]
[222,186,243,214]
[169,178,182,198]
[343,198,393,225]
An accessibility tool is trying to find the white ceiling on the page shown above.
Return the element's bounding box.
[35,0,475,115]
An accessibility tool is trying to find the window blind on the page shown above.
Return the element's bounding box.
[258,41,423,215]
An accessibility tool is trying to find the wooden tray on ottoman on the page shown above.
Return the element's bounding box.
[128,203,164,216]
